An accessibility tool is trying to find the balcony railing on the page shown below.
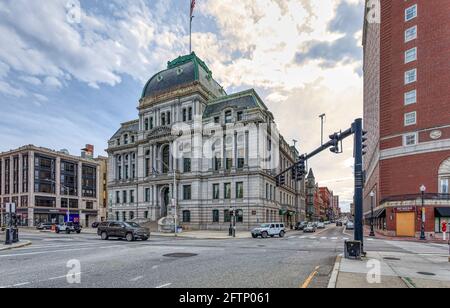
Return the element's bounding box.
[381,193,450,204]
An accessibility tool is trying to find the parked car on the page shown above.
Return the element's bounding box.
[346,221,355,230]
[336,221,343,227]
[36,222,54,230]
[317,222,326,229]
[251,223,286,239]
[295,221,308,231]
[303,223,316,233]
[91,222,100,228]
[98,221,150,242]
[56,222,82,234]
[324,221,330,225]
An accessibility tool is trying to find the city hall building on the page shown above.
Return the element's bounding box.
[363,1,450,239]
[107,53,306,230]
[0,145,101,227]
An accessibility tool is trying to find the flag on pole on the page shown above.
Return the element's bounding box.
[190,0,196,20]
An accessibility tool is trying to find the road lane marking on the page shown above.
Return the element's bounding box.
[13,282,30,287]
[156,283,172,288]
[288,236,297,239]
[301,266,320,288]
[130,276,144,282]
[0,245,122,258]
[152,265,159,269]
[331,237,338,240]
[320,237,327,240]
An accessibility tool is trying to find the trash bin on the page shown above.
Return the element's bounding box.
[177,226,183,234]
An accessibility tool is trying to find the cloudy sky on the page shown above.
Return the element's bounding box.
[0,0,364,211]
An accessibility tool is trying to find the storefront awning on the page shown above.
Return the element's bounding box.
[375,208,386,218]
[364,208,386,219]
[435,207,450,217]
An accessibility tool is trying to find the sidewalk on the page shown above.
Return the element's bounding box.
[330,248,450,288]
[0,231,32,251]
[363,226,449,244]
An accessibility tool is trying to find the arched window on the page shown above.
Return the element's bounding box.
[162,145,170,174]
[439,158,450,194]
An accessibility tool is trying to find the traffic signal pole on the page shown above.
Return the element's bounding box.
[275,118,366,252]
[352,119,365,251]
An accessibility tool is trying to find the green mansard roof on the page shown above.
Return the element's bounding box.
[141,52,225,99]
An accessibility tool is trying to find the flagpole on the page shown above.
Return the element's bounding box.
[189,2,192,53]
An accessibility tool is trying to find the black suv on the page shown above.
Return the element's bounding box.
[97,221,150,242]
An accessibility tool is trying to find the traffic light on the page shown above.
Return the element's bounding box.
[329,133,340,154]
[362,130,368,156]
[276,175,286,187]
[292,156,307,181]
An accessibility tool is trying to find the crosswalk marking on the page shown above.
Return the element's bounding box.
[288,235,355,241]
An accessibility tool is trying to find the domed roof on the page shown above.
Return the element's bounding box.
[141,52,225,99]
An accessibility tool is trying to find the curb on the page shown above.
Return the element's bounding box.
[327,254,342,289]
[0,240,32,252]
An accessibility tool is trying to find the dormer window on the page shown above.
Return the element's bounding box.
[144,118,149,131]
[177,68,184,75]
[188,107,193,121]
[117,139,121,146]
[124,134,128,145]
[214,116,220,124]
[225,110,232,124]
[157,75,163,82]
[150,117,154,129]
[131,135,135,143]
[237,111,244,121]
[161,113,166,126]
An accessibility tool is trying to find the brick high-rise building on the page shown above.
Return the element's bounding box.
[363,1,450,239]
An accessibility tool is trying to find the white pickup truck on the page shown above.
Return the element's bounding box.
[55,222,82,234]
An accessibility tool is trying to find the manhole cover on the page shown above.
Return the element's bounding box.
[417,272,436,276]
[383,257,401,261]
[163,253,198,258]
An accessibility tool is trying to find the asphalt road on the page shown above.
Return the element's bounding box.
[0,226,411,288]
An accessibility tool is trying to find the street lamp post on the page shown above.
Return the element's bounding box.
[369,191,375,237]
[420,185,426,240]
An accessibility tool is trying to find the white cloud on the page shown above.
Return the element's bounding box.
[0,81,26,97]
[0,0,187,90]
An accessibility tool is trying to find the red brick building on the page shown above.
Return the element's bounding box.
[363,0,450,239]
[319,187,333,221]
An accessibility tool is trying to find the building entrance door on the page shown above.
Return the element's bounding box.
[160,187,170,218]
[396,212,415,237]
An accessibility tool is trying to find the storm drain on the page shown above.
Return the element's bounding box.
[163,253,198,258]
[417,272,436,276]
[383,257,401,261]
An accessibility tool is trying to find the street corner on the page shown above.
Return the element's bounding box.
[0,240,32,252]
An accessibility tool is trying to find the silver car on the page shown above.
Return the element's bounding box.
[251,223,286,238]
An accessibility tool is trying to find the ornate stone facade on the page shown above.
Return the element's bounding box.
[107,53,305,230]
